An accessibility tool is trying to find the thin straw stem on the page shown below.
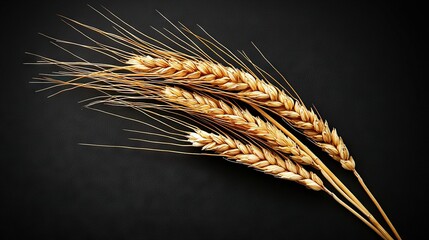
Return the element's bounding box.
[354,170,401,240]
[251,103,394,240]
[324,188,387,240]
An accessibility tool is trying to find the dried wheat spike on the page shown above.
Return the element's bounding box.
[163,86,315,167]
[127,55,355,170]
[188,129,324,191]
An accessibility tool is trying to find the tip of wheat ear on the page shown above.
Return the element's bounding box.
[188,130,324,191]
[126,55,356,171]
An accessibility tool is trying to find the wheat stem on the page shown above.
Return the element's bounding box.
[354,170,401,240]
[325,188,386,240]
[251,103,393,240]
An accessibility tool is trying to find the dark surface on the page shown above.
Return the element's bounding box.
[2,0,426,239]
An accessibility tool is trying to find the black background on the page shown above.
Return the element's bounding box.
[2,0,426,239]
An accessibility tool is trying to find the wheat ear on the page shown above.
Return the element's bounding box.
[189,129,322,190]
[188,129,385,239]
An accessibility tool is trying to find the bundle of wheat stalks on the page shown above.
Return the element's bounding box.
[30,7,401,239]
